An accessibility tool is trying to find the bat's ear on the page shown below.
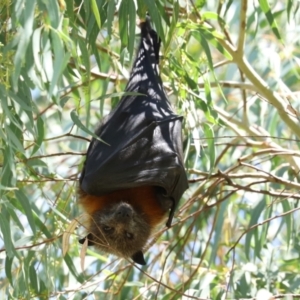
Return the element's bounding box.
[79,233,94,246]
[131,250,146,265]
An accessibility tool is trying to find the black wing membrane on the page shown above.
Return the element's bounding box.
[80,20,188,226]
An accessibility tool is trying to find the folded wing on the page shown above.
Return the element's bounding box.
[80,19,188,226]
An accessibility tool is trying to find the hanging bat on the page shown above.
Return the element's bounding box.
[78,18,188,265]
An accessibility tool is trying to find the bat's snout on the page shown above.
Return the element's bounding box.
[115,203,134,222]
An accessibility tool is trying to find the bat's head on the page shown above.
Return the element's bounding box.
[80,201,150,265]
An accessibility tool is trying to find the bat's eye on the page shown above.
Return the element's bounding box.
[125,232,133,239]
[103,226,113,231]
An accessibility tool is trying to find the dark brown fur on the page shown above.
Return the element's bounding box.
[79,186,167,263]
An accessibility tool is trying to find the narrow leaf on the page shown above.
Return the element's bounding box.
[91,0,101,29]
[31,116,44,155]
[107,0,115,37]
[70,109,107,143]
[203,123,215,171]
[245,199,266,259]
[0,208,17,258]
[15,190,36,234]
[5,256,14,285]
[64,254,85,283]
[259,0,282,41]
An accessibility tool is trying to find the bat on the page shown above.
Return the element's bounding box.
[78,18,188,265]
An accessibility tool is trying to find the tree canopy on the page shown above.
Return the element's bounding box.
[0,0,300,299]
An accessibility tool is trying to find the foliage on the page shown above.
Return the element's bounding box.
[0,0,300,299]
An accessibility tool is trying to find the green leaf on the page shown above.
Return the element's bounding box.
[204,34,232,60]
[63,254,85,283]
[12,0,36,91]
[119,0,129,50]
[0,207,18,258]
[5,256,14,285]
[202,11,222,22]
[6,113,24,153]
[49,30,71,97]
[29,264,39,293]
[128,0,136,59]
[32,27,46,83]
[31,116,45,155]
[209,200,228,266]
[203,123,215,171]
[44,0,60,28]
[78,37,91,80]
[194,29,214,70]
[281,200,292,249]
[245,199,266,259]
[286,0,293,23]
[0,145,16,188]
[9,196,52,239]
[65,0,74,22]
[91,0,101,29]
[15,190,36,234]
[107,0,116,37]
[136,0,147,18]
[40,30,53,85]
[70,109,107,143]
[203,79,214,121]
[259,0,282,41]
[6,203,25,232]
[33,212,52,239]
